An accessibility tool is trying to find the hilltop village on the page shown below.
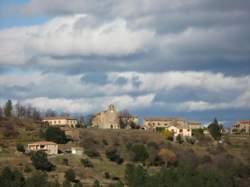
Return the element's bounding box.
[0,101,250,187]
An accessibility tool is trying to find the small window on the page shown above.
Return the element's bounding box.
[179,129,183,132]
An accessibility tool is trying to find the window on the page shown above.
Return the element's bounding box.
[179,129,183,133]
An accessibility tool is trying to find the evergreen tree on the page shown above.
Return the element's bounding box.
[208,118,222,140]
[30,151,54,171]
[44,126,68,144]
[4,100,13,117]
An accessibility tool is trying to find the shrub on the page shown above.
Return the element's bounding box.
[104,172,110,179]
[44,126,68,144]
[130,144,149,162]
[63,158,69,166]
[102,139,108,145]
[30,151,54,171]
[176,135,184,144]
[208,118,222,140]
[85,149,100,158]
[108,181,124,187]
[186,137,195,144]
[192,129,204,139]
[158,148,177,166]
[81,158,93,168]
[125,164,148,187]
[16,143,25,153]
[65,169,76,182]
[93,180,101,187]
[161,129,174,141]
[0,167,25,187]
[105,148,124,164]
[24,165,32,173]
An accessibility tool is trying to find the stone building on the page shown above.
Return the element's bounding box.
[231,120,250,133]
[42,116,78,128]
[27,141,58,155]
[143,117,203,131]
[91,104,120,129]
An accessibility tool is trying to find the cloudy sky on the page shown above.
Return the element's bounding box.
[0,0,250,126]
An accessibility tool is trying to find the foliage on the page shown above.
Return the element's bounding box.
[81,158,93,167]
[125,164,148,187]
[105,148,124,164]
[93,180,101,187]
[130,144,149,162]
[2,123,19,138]
[65,169,76,182]
[186,137,195,144]
[30,151,54,171]
[108,181,124,187]
[4,100,13,117]
[44,126,68,144]
[16,143,25,153]
[192,128,204,139]
[176,134,184,144]
[85,148,100,158]
[158,148,177,166]
[208,118,222,140]
[0,167,25,187]
[161,129,174,141]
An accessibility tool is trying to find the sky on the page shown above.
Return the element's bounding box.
[0,0,250,126]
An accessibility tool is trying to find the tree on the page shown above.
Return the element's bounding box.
[105,148,124,164]
[161,129,174,141]
[16,143,25,153]
[208,118,222,140]
[24,171,50,187]
[158,148,177,166]
[44,126,67,144]
[0,167,25,187]
[65,169,76,182]
[176,134,184,144]
[125,164,148,187]
[4,100,13,117]
[0,105,3,118]
[30,151,54,171]
[93,180,101,187]
[130,144,149,162]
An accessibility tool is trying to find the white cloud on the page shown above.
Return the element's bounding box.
[22,94,155,114]
[1,70,249,112]
[0,14,154,65]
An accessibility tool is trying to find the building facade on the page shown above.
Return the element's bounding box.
[43,116,78,128]
[231,120,250,133]
[143,117,203,131]
[27,141,58,155]
[91,104,120,129]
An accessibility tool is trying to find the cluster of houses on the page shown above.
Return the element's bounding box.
[26,104,250,155]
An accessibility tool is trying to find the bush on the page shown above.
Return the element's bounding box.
[44,126,68,144]
[65,169,76,182]
[158,148,177,166]
[192,129,204,139]
[85,149,100,158]
[81,158,93,168]
[130,144,149,162]
[30,151,54,171]
[105,148,124,164]
[102,139,108,145]
[63,158,69,166]
[125,163,148,187]
[186,137,195,144]
[161,129,174,141]
[93,180,101,187]
[0,167,25,187]
[176,135,184,144]
[208,118,222,140]
[104,172,110,179]
[24,165,32,173]
[16,143,25,153]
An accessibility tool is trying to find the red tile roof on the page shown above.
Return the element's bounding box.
[239,120,250,124]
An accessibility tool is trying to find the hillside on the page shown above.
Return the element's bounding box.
[0,117,250,186]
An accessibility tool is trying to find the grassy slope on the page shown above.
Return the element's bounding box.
[0,118,250,186]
